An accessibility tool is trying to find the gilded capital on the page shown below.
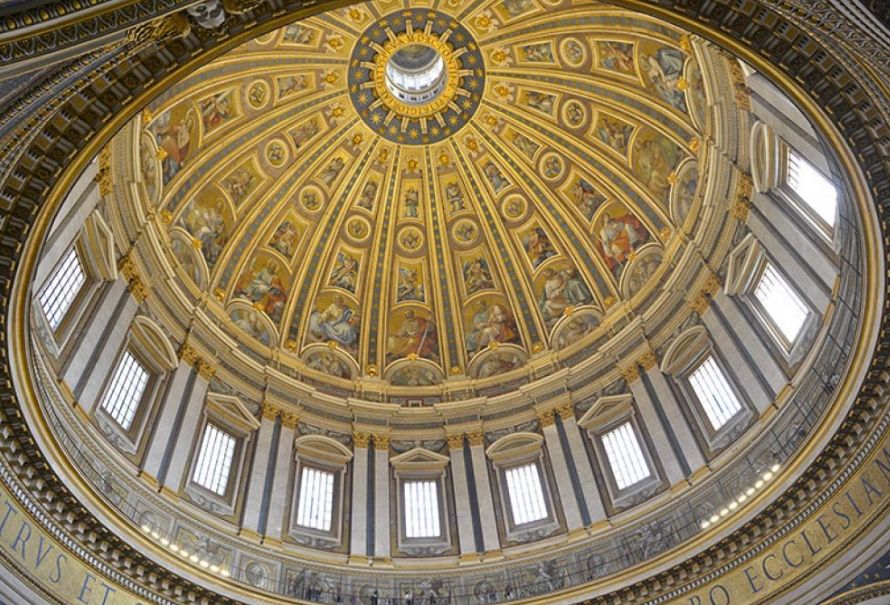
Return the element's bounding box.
[197,360,216,380]
[467,432,485,447]
[446,434,465,449]
[179,343,199,366]
[261,403,280,421]
[281,412,299,429]
[96,146,113,197]
[372,433,391,450]
[638,351,658,371]
[536,409,556,428]
[353,432,371,448]
[621,364,640,383]
[556,402,575,421]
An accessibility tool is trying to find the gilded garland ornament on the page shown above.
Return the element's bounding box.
[348,8,485,144]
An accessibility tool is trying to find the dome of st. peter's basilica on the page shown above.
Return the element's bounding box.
[2,0,889,603]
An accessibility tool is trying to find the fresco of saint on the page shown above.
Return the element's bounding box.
[307,296,360,352]
[230,307,273,346]
[595,210,651,278]
[221,167,256,205]
[483,161,509,193]
[403,187,420,218]
[319,157,345,188]
[475,351,524,379]
[269,220,301,258]
[465,299,520,354]
[199,91,234,133]
[521,42,554,62]
[305,351,352,379]
[522,226,557,269]
[463,257,495,295]
[634,133,684,202]
[524,91,556,115]
[386,310,439,363]
[237,257,288,322]
[396,267,424,302]
[641,47,687,112]
[291,119,319,150]
[573,178,607,221]
[597,41,635,74]
[282,23,315,44]
[278,74,308,99]
[596,115,635,155]
[537,267,593,328]
[153,106,196,184]
[500,0,535,17]
[554,313,601,350]
[179,197,229,268]
[511,131,540,160]
[357,180,378,210]
[329,251,360,293]
[445,182,466,213]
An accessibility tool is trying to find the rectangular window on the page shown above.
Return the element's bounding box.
[39,247,86,331]
[753,262,809,346]
[787,149,837,228]
[688,356,743,431]
[99,350,149,431]
[295,467,335,532]
[504,463,548,525]
[601,422,651,490]
[192,424,236,496]
[403,480,440,538]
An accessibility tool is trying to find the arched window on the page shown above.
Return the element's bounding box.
[192,423,237,496]
[578,394,664,511]
[487,433,561,542]
[100,350,149,430]
[289,435,352,547]
[726,234,814,358]
[661,327,754,457]
[390,447,453,555]
[186,393,259,515]
[94,317,177,454]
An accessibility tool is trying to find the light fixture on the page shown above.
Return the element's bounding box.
[700,465,781,529]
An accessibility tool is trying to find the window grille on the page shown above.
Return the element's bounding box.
[296,467,335,531]
[403,480,440,538]
[504,463,548,525]
[192,424,236,496]
[39,248,86,330]
[100,350,149,430]
[787,149,837,228]
[688,356,743,430]
[602,422,651,489]
[753,262,809,345]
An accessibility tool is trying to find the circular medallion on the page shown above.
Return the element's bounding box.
[348,9,485,144]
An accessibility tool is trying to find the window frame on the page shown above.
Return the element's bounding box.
[36,241,103,354]
[679,349,753,451]
[725,234,817,365]
[661,327,755,458]
[390,447,453,556]
[747,259,813,357]
[288,436,352,549]
[778,143,838,242]
[578,395,664,512]
[93,343,163,454]
[486,433,561,543]
[184,396,257,516]
[191,422,239,497]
